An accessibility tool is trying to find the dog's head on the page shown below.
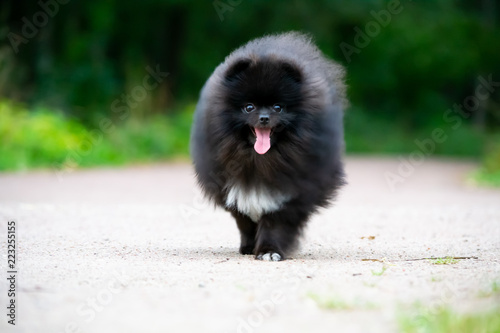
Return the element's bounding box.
[221,57,304,154]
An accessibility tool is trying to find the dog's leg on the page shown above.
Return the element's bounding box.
[231,211,257,255]
[254,205,308,261]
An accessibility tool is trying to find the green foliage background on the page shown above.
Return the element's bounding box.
[0,0,499,177]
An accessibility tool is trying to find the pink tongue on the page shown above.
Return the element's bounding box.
[254,128,271,154]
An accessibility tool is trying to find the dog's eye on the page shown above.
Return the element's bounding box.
[243,103,256,113]
[272,104,284,112]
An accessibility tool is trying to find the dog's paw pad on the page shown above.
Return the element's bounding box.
[256,252,282,261]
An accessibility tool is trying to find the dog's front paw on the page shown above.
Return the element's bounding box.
[256,252,282,261]
[239,244,255,255]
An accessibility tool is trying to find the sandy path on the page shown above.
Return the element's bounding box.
[0,156,499,332]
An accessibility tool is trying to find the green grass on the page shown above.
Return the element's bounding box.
[371,266,388,276]
[470,136,500,188]
[0,100,193,171]
[308,293,352,310]
[0,100,497,173]
[478,281,500,298]
[344,107,484,156]
[399,306,500,333]
[429,257,459,265]
[491,281,500,294]
[470,170,500,188]
[307,292,377,311]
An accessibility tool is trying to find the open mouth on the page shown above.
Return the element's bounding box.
[251,126,273,155]
[250,127,274,137]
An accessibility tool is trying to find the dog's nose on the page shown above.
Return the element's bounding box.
[259,114,270,125]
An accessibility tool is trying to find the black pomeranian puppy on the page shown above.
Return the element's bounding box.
[190,32,346,261]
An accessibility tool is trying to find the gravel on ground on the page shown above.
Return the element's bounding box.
[0,156,499,333]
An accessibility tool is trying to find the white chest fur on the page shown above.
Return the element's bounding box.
[225,184,291,222]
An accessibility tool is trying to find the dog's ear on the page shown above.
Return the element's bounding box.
[280,62,302,83]
[225,58,252,81]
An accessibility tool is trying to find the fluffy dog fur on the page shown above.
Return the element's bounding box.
[190,32,347,261]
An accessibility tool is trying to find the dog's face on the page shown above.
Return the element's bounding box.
[222,58,304,154]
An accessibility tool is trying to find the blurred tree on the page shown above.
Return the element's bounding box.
[0,0,499,132]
